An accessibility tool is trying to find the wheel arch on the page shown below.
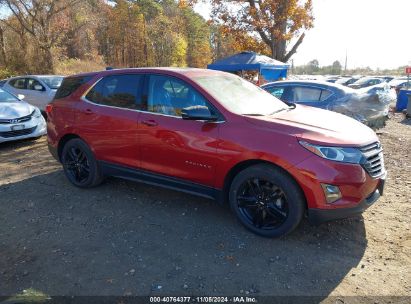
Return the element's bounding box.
[222,159,307,210]
[57,133,82,161]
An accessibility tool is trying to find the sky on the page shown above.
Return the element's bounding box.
[194,0,411,69]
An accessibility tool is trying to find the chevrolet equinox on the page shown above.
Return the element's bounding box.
[47,68,386,237]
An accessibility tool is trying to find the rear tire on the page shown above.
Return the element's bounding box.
[229,164,305,238]
[61,138,103,188]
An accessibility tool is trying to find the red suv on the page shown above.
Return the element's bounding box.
[47,68,386,237]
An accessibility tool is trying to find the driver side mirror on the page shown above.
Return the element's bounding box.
[181,106,218,121]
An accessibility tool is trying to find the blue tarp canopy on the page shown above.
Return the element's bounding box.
[207,51,289,81]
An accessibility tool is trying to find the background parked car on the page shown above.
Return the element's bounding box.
[262,80,394,129]
[1,75,63,112]
[388,78,411,94]
[348,77,385,89]
[262,80,353,110]
[335,76,362,86]
[0,87,46,143]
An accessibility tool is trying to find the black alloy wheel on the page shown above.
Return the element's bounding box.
[229,164,305,237]
[61,138,103,188]
[237,178,289,230]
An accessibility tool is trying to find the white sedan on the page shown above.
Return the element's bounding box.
[0,88,46,143]
[0,75,63,112]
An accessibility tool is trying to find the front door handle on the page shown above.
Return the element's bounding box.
[141,119,158,127]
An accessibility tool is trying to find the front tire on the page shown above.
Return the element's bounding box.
[61,138,103,188]
[229,164,305,238]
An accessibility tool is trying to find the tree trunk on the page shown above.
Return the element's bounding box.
[40,45,54,73]
[0,25,7,66]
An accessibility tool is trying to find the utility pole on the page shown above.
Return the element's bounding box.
[344,50,348,74]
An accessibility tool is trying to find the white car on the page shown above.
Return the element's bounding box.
[0,88,46,143]
[1,75,63,112]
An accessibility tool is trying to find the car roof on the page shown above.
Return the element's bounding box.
[263,79,345,88]
[67,67,227,79]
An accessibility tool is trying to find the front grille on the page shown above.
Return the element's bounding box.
[0,126,37,138]
[0,111,34,124]
[360,142,385,178]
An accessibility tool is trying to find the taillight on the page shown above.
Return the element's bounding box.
[45,104,53,114]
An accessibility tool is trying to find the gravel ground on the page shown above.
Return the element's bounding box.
[0,115,410,302]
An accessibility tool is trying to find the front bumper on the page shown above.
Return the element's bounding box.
[0,116,46,143]
[307,178,384,225]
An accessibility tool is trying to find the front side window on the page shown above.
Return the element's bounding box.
[266,86,285,99]
[147,75,208,117]
[86,74,143,110]
[27,78,45,91]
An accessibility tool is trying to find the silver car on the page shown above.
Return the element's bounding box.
[0,88,46,143]
[1,75,63,111]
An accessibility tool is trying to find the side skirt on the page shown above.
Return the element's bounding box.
[99,161,225,203]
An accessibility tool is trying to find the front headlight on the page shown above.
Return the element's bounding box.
[33,108,42,118]
[299,141,363,164]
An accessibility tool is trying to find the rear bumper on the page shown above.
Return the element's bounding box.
[307,184,382,225]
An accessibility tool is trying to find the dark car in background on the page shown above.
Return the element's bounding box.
[335,76,362,86]
[261,80,352,110]
[388,78,411,94]
[348,77,385,89]
[262,80,394,129]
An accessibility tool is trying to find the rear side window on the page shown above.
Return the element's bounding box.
[320,89,333,101]
[10,78,27,89]
[55,76,93,99]
[85,74,143,110]
[292,86,322,102]
[289,86,333,102]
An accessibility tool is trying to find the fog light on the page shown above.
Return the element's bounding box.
[321,184,342,204]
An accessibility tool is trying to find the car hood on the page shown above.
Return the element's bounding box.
[0,101,35,119]
[244,105,378,147]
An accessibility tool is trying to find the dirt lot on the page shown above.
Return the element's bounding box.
[0,115,410,302]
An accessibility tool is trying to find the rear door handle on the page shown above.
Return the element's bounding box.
[141,119,158,127]
[84,108,94,115]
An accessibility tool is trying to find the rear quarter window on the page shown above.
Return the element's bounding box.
[54,76,93,99]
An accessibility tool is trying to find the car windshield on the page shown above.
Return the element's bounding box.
[335,78,351,84]
[38,76,64,89]
[193,74,288,115]
[0,88,19,102]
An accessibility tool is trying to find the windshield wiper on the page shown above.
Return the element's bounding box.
[270,103,296,115]
[269,108,287,115]
[242,113,265,116]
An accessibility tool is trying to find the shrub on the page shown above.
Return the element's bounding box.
[54,57,106,76]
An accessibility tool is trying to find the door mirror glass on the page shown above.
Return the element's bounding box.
[181,106,218,121]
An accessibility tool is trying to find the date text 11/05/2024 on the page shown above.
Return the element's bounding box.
[149,296,257,303]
